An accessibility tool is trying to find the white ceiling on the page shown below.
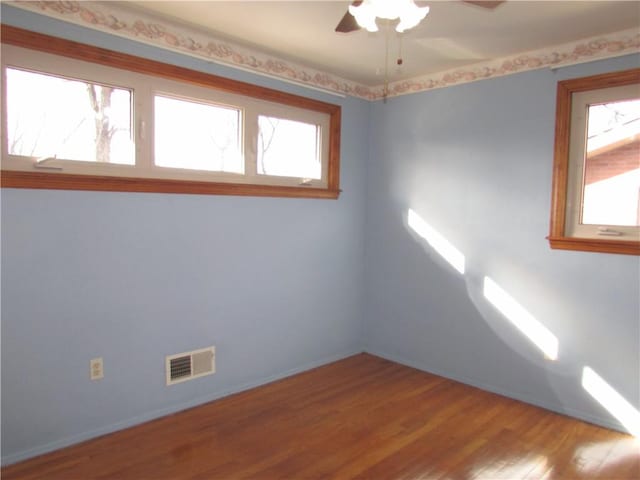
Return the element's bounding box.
[122,1,640,86]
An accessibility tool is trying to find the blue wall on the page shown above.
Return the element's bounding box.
[2,4,639,466]
[1,5,369,464]
[364,54,640,432]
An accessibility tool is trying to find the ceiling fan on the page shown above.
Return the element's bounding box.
[335,0,505,33]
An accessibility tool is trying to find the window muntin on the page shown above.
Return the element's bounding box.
[154,95,243,174]
[0,27,341,199]
[6,67,134,165]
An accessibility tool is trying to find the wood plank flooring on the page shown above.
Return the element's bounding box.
[3,353,638,479]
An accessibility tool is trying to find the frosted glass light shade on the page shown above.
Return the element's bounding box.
[349,0,430,33]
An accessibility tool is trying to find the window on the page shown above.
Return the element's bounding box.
[549,68,640,255]
[0,26,341,199]
[154,95,242,174]
[257,116,321,180]
[6,68,134,165]
[579,97,640,229]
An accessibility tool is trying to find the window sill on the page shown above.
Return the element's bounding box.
[0,170,341,199]
[547,235,640,255]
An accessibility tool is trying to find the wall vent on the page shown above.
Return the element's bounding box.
[166,346,215,386]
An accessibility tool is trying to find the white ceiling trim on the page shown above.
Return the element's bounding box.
[7,1,640,101]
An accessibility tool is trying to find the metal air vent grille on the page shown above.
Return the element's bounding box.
[166,346,215,385]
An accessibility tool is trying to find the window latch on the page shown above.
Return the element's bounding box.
[597,227,623,236]
[34,156,63,171]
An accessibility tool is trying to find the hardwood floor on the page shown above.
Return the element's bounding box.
[3,353,638,479]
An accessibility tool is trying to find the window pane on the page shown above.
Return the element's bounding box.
[257,116,320,179]
[154,96,242,173]
[582,99,640,226]
[6,68,133,164]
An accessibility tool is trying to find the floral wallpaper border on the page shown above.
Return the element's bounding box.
[7,1,640,101]
[386,28,640,98]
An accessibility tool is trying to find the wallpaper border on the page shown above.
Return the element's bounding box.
[6,1,640,100]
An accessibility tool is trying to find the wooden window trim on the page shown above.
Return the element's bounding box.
[0,25,341,199]
[548,68,640,255]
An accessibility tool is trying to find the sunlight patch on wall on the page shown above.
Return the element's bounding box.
[483,277,559,361]
[582,367,640,438]
[407,209,465,274]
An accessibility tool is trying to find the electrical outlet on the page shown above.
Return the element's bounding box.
[90,357,104,380]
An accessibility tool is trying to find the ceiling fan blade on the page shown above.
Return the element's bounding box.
[462,1,506,9]
[335,1,362,33]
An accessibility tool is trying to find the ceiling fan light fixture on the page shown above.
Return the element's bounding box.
[349,0,430,33]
